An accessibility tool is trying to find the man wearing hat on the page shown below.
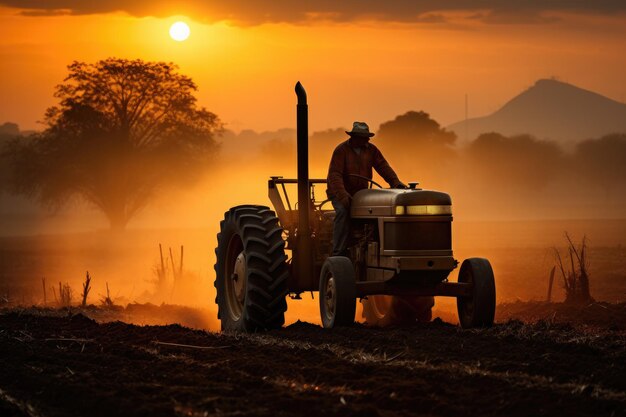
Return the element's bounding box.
[327,121,407,256]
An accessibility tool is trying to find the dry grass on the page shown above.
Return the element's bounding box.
[554,232,593,304]
[58,282,72,307]
[101,282,114,307]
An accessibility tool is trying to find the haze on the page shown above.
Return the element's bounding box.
[0,2,625,328]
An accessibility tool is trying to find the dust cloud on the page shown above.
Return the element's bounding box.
[0,125,625,331]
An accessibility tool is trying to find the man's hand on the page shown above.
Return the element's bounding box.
[394,181,408,189]
[338,193,352,209]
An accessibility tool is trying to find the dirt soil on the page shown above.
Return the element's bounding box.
[496,301,626,330]
[0,308,624,417]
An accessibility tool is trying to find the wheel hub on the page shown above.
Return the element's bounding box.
[324,276,336,320]
[233,252,246,303]
[225,234,246,321]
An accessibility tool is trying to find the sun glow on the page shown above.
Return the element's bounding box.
[169,21,190,41]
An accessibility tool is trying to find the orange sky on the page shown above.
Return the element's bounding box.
[1,5,626,133]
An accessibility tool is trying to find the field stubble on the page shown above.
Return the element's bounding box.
[0,307,624,417]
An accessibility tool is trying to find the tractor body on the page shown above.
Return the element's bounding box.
[214,82,495,331]
[268,179,467,298]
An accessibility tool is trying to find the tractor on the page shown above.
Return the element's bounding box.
[214,82,496,331]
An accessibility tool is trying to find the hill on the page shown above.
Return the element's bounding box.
[447,79,626,143]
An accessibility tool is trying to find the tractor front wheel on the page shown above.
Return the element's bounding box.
[319,256,356,328]
[456,258,496,328]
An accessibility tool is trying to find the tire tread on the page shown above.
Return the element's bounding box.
[214,205,288,331]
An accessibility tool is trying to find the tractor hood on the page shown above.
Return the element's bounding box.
[351,188,452,217]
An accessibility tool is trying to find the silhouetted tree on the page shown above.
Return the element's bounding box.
[0,123,22,193]
[376,111,457,185]
[378,111,456,148]
[465,132,562,191]
[574,134,626,200]
[4,58,222,230]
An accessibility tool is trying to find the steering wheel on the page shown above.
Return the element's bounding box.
[347,174,383,189]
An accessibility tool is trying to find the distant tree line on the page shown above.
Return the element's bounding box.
[253,110,626,202]
[0,123,22,190]
[2,60,625,228]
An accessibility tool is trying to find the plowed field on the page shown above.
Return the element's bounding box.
[0,309,624,417]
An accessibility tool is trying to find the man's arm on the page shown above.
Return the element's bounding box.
[327,146,352,207]
[372,146,405,188]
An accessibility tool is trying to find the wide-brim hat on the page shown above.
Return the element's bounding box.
[346,121,375,137]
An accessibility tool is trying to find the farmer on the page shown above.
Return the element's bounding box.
[326,121,407,256]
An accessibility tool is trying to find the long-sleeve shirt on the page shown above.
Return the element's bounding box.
[326,139,400,201]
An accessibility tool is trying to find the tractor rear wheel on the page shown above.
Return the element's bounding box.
[457,258,496,328]
[214,205,288,332]
[319,256,356,328]
[362,295,434,327]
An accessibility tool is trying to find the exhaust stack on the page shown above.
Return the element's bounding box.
[295,81,312,286]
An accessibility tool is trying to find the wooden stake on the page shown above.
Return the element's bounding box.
[554,248,568,291]
[81,271,91,307]
[547,266,555,302]
[42,277,47,306]
[169,246,177,281]
[103,282,113,307]
[179,245,184,278]
[159,243,166,283]
[51,286,58,304]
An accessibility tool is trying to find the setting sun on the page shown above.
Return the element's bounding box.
[169,21,190,41]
